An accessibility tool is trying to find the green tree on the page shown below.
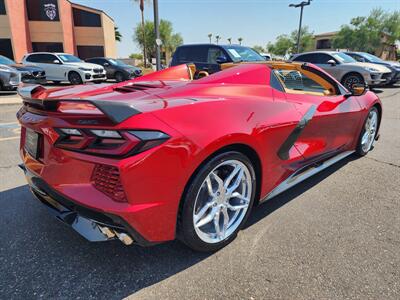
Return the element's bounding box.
[133,0,151,67]
[252,45,265,53]
[114,26,122,42]
[267,26,314,55]
[267,35,292,56]
[215,35,221,44]
[333,8,400,53]
[208,33,212,43]
[133,19,183,63]
[238,37,243,45]
[129,53,143,60]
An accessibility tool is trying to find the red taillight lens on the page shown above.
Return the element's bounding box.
[91,164,127,202]
[54,128,169,157]
[57,101,103,115]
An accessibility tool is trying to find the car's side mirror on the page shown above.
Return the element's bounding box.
[53,59,61,64]
[216,56,228,64]
[351,84,367,96]
[327,59,336,66]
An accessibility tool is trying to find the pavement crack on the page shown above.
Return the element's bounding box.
[365,157,400,169]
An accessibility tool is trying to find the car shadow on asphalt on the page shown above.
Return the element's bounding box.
[0,155,357,299]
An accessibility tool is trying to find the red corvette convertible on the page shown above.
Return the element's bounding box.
[17,61,381,251]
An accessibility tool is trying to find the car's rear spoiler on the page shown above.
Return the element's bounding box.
[18,85,141,124]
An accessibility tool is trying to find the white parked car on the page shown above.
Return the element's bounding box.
[22,52,106,85]
[290,51,392,90]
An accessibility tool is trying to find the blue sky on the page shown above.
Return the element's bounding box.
[74,0,399,58]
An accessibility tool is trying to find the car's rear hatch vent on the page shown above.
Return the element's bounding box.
[113,81,166,93]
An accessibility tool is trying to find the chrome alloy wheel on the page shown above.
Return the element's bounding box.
[361,109,378,153]
[193,160,252,244]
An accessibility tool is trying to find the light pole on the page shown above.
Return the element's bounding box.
[289,0,312,53]
[153,0,161,70]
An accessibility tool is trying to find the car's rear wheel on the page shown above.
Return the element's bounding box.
[179,151,256,252]
[356,107,379,156]
[68,71,83,85]
[341,73,365,91]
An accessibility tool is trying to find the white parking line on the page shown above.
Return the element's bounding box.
[0,136,19,142]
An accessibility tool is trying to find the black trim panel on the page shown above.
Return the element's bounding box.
[18,85,141,124]
[277,105,317,160]
[20,164,155,246]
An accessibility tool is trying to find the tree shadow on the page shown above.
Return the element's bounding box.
[0,155,357,299]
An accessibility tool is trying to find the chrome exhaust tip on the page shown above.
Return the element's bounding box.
[115,231,134,245]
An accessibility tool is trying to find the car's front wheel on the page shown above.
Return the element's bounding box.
[68,71,83,85]
[179,151,256,252]
[356,107,379,156]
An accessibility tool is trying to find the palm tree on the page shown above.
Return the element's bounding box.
[208,33,212,43]
[114,26,122,42]
[215,35,221,45]
[227,37,232,44]
[133,0,151,67]
[238,37,243,45]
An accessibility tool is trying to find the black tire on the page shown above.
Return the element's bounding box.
[0,80,3,91]
[114,72,125,82]
[68,71,83,85]
[52,81,61,85]
[178,151,257,252]
[355,107,379,156]
[341,73,365,91]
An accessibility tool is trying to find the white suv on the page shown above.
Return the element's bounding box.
[22,52,106,85]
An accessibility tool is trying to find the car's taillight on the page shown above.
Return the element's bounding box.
[91,164,127,202]
[54,128,169,157]
[57,101,103,115]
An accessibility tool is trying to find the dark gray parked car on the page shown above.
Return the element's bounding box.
[0,65,20,91]
[344,52,400,85]
[0,55,46,86]
[85,57,142,82]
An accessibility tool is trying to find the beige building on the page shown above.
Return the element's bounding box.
[0,0,116,61]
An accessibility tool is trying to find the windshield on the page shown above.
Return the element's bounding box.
[109,59,129,67]
[58,54,82,63]
[0,55,16,65]
[360,53,384,63]
[223,46,265,62]
[332,52,357,63]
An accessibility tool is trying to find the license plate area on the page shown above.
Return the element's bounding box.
[25,128,41,159]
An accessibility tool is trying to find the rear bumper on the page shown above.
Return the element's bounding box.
[20,164,155,246]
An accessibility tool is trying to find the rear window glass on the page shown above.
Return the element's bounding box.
[177,46,207,63]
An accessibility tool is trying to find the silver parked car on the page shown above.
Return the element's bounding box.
[290,51,392,90]
[0,64,20,91]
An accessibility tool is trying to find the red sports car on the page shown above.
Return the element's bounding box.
[17,62,382,251]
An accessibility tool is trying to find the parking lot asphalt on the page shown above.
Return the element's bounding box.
[0,86,399,299]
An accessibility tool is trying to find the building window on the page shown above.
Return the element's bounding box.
[316,39,332,50]
[0,0,6,15]
[26,0,60,21]
[73,8,101,27]
[32,42,64,52]
[77,46,104,59]
[0,39,14,59]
